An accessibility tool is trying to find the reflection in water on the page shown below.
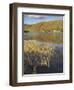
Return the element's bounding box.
[24,32,63,43]
[24,32,63,74]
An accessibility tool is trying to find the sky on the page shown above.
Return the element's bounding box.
[24,14,63,25]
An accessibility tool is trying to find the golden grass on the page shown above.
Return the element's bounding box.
[24,40,54,55]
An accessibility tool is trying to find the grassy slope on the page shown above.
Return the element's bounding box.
[24,20,63,32]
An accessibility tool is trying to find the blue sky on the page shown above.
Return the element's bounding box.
[24,14,63,25]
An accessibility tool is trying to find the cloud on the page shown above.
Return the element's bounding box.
[26,15,46,19]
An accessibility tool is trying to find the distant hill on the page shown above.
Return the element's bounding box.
[24,20,63,32]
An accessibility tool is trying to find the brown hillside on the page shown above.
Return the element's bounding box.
[24,20,63,32]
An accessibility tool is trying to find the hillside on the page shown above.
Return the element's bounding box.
[24,20,63,32]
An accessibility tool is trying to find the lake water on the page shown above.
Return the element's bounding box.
[24,32,63,74]
[24,32,63,43]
